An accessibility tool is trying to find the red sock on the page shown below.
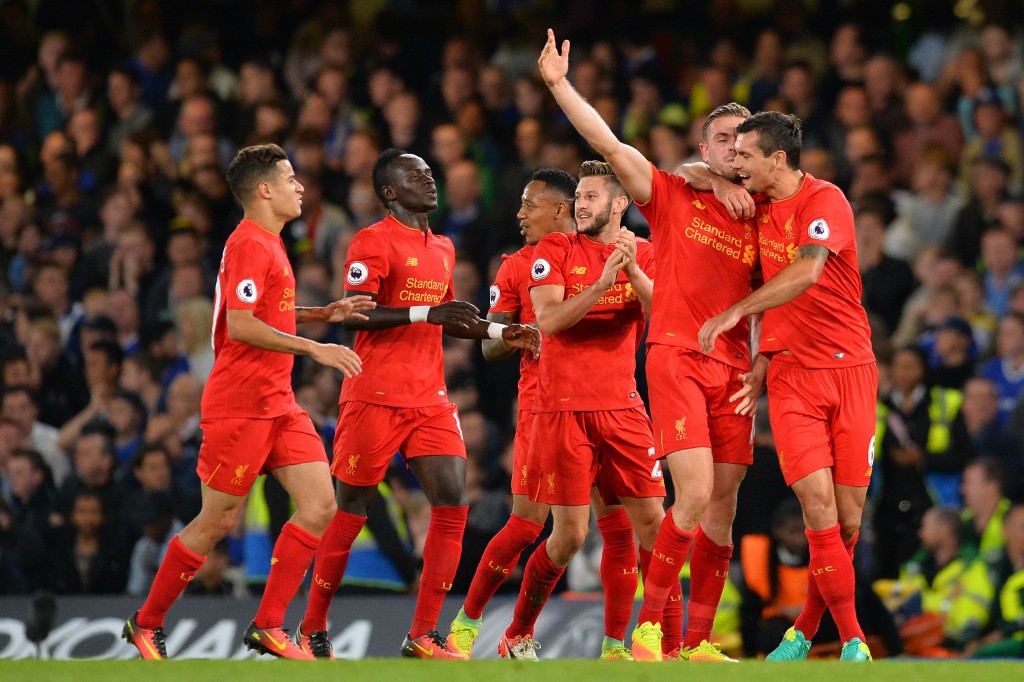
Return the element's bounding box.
[639,545,683,654]
[597,508,637,641]
[683,526,733,648]
[463,514,543,620]
[637,511,694,628]
[805,524,863,642]
[410,505,467,638]
[505,540,565,639]
[795,530,858,639]
[254,522,320,628]
[137,535,205,628]
[301,510,366,633]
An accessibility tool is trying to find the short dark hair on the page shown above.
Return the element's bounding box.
[226,143,288,204]
[531,167,577,203]
[967,456,1005,490]
[87,340,124,368]
[702,102,751,142]
[578,160,627,199]
[131,442,171,471]
[371,148,411,204]
[736,111,803,169]
[854,191,896,225]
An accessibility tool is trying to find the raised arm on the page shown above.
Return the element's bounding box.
[698,245,828,354]
[613,229,652,314]
[539,29,653,204]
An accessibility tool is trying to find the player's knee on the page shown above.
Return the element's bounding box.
[305,493,338,532]
[838,519,861,542]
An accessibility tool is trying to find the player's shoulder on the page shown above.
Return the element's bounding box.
[802,174,848,204]
[430,231,456,251]
[535,231,574,250]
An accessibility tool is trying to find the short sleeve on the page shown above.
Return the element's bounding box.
[223,237,270,311]
[528,234,568,289]
[489,255,521,314]
[637,239,656,280]
[793,185,855,255]
[343,229,390,294]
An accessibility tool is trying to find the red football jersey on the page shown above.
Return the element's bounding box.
[340,215,456,407]
[203,219,299,419]
[637,164,758,369]
[489,244,540,411]
[756,174,874,368]
[528,231,655,412]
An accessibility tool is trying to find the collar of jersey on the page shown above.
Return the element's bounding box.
[239,218,280,238]
[770,172,810,205]
[387,214,432,235]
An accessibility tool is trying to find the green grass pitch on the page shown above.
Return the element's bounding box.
[2,659,1021,682]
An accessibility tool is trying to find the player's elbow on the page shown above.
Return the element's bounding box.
[225,316,251,343]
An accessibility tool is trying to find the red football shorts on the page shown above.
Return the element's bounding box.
[331,401,467,486]
[527,406,665,506]
[197,409,327,496]
[511,409,535,496]
[647,345,754,465]
[767,354,878,487]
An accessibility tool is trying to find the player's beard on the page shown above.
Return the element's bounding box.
[577,201,612,236]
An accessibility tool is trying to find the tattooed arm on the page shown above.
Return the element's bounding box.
[482,311,518,361]
[698,245,828,354]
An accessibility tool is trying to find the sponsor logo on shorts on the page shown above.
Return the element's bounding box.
[867,435,876,467]
[647,447,656,457]
[489,285,500,309]
[651,460,663,479]
[547,473,556,494]
[834,352,845,360]
[675,417,688,440]
[236,279,257,304]
[346,454,360,475]
[520,465,528,487]
[231,464,249,486]
[347,261,369,285]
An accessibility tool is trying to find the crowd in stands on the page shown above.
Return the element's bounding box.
[0,0,1022,658]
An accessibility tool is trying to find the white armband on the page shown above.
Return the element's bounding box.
[409,306,431,323]
[487,322,507,339]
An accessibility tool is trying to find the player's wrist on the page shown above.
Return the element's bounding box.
[409,305,431,323]
[486,322,507,340]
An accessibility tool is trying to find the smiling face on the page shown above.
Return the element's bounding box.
[574,175,618,236]
[731,130,779,193]
[385,154,437,213]
[517,180,567,245]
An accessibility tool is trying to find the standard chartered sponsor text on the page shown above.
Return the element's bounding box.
[686,217,744,259]
[400,277,447,303]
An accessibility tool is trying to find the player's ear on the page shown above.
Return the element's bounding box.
[256,180,273,199]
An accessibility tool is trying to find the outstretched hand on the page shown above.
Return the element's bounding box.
[502,324,542,359]
[322,295,376,322]
[428,300,481,329]
[538,28,570,87]
[309,342,363,378]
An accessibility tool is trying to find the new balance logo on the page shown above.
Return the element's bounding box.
[405,257,419,266]
[570,265,587,275]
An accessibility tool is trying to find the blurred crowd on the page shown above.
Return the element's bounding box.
[0,0,1023,658]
